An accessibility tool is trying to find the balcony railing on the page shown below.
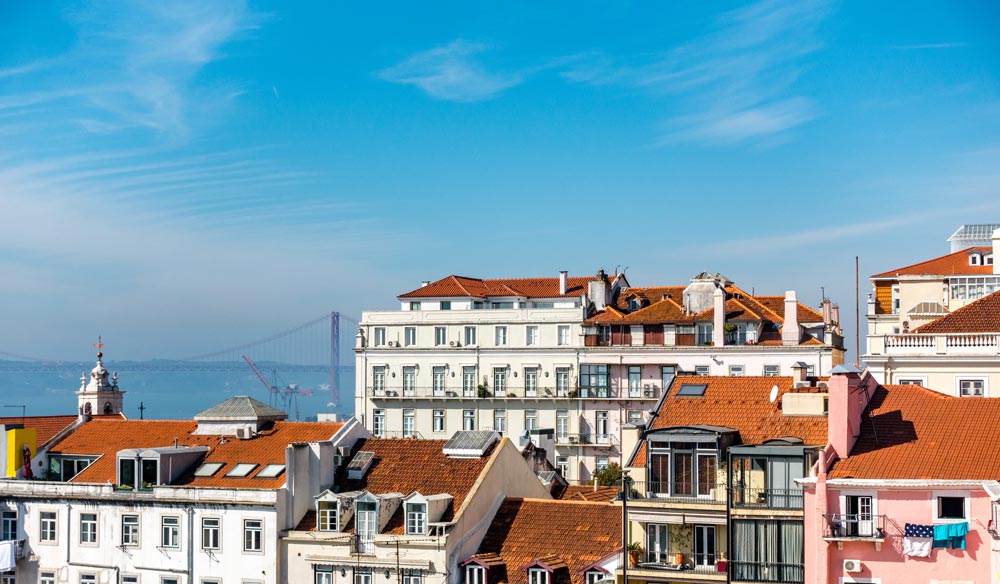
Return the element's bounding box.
[368,385,659,400]
[0,539,26,560]
[634,560,725,576]
[822,514,886,540]
[731,487,804,510]
[731,562,804,583]
[554,433,619,448]
[869,333,1000,356]
[625,480,727,505]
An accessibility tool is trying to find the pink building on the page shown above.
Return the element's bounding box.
[802,367,1000,584]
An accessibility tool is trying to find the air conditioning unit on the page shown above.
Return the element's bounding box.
[236,427,253,440]
[338,446,352,458]
[843,559,862,573]
[449,340,460,347]
[568,436,579,444]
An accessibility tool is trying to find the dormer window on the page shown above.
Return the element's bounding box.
[971,254,980,266]
[584,571,606,584]
[118,457,158,490]
[317,501,338,532]
[405,502,427,535]
[528,568,549,584]
[465,566,485,584]
[629,297,642,311]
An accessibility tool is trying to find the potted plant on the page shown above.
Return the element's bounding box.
[627,542,643,567]
[477,377,492,398]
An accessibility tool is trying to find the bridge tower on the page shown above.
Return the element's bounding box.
[329,311,340,406]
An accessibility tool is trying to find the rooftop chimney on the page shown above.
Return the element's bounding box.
[588,270,608,311]
[713,287,725,347]
[993,228,1000,275]
[782,291,799,346]
[421,281,430,288]
[822,298,832,326]
[827,365,871,460]
[559,270,568,295]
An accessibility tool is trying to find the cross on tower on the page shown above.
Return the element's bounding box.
[93,335,104,357]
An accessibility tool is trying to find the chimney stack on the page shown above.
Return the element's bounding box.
[713,287,726,347]
[822,298,832,326]
[421,281,430,288]
[782,291,800,346]
[559,270,568,295]
[827,365,870,460]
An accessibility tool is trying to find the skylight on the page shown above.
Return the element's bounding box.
[676,384,708,397]
[256,464,285,479]
[226,463,258,478]
[193,462,224,477]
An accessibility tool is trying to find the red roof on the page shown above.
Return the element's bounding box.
[295,437,496,534]
[472,498,621,584]
[829,384,1000,480]
[913,290,1000,333]
[556,485,621,502]
[399,275,594,299]
[0,415,78,446]
[50,418,343,489]
[631,376,829,466]
[872,246,993,278]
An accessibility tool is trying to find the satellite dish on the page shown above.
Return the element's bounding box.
[769,385,779,403]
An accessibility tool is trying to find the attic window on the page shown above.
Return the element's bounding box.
[225,463,258,478]
[528,568,550,584]
[193,462,224,477]
[256,464,285,479]
[629,297,642,311]
[971,254,980,266]
[405,502,427,535]
[676,384,708,397]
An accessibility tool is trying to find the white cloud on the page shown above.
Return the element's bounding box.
[378,40,524,102]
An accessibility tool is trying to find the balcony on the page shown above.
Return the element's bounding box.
[625,480,727,506]
[554,433,619,448]
[868,333,1000,356]
[0,539,27,563]
[731,487,804,510]
[822,514,886,547]
[630,561,726,580]
[730,562,804,583]
[367,385,659,400]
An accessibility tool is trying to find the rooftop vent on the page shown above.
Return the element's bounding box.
[347,451,375,479]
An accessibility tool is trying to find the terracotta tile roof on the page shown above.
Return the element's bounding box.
[746,294,825,322]
[556,485,621,502]
[871,246,993,278]
[336,437,494,533]
[630,376,828,466]
[50,418,343,489]
[0,415,78,446]
[398,275,593,299]
[829,384,1000,480]
[614,287,687,310]
[913,290,1000,333]
[472,498,621,584]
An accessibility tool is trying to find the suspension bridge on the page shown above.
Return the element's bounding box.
[0,311,358,407]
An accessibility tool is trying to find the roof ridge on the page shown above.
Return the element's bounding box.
[912,289,1000,333]
[730,286,784,322]
[872,246,992,278]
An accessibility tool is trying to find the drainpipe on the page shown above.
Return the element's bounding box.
[65,503,72,565]
[187,507,195,584]
[621,473,630,584]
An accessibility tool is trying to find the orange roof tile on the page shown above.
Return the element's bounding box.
[829,384,1000,480]
[913,290,1000,333]
[556,485,621,503]
[399,275,593,299]
[50,418,343,489]
[0,415,78,446]
[871,246,993,278]
[335,437,493,533]
[630,376,828,466]
[614,287,687,310]
[472,498,621,584]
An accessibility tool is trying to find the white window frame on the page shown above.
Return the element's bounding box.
[729,365,745,377]
[465,566,485,584]
[121,514,140,547]
[524,367,538,396]
[763,364,780,377]
[557,325,570,346]
[465,326,477,346]
[372,366,386,394]
[40,573,57,584]
[373,327,386,346]
[39,510,58,544]
[243,518,263,553]
[202,516,222,550]
[462,410,476,431]
[372,409,385,438]
[932,490,970,523]
[79,575,97,584]
[79,512,97,545]
[161,515,180,549]
[897,377,926,386]
[405,502,427,536]
[493,409,506,435]
[314,566,333,584]
[596,456,609,471]
[584,571,605,584]
[434,327,447,346]
[556,410,569,441]
[403,409,415,438]
[956,377,987,397]
[432,410,445,433]
[694,365,710,376]
[524,409,537,432]
[0,510,16,541]
[404,327,417,346]
[526,325,539,346]
[495,326,508,346]
[527,568,549,584]
[837,490,879,537]
[317,501,337,532]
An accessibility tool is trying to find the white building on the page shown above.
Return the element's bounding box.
[354,270,843,482]
[864,225,1000,394]
[0,354,368,584]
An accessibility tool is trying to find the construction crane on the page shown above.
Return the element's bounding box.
[241,355,308,421]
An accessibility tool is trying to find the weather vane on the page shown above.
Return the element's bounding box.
[93,335,104,358]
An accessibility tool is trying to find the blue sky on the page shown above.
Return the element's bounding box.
[1,0,999,361]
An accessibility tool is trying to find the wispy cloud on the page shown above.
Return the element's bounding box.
[886,42,968,50]
[563,0,833,145]
[378,40,525,102]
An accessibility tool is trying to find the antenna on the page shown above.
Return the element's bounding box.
[768,385,779,403]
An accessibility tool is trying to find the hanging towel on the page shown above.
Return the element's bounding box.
[947,521,969,550]
[903,523,933,557]
[0,539,16,571]
[932,523,951,548]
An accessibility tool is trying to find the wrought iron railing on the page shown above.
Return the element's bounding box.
[731,487,804,510]
[625,480,727,504]
[731,562,804,583]
[822,513,886,539]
